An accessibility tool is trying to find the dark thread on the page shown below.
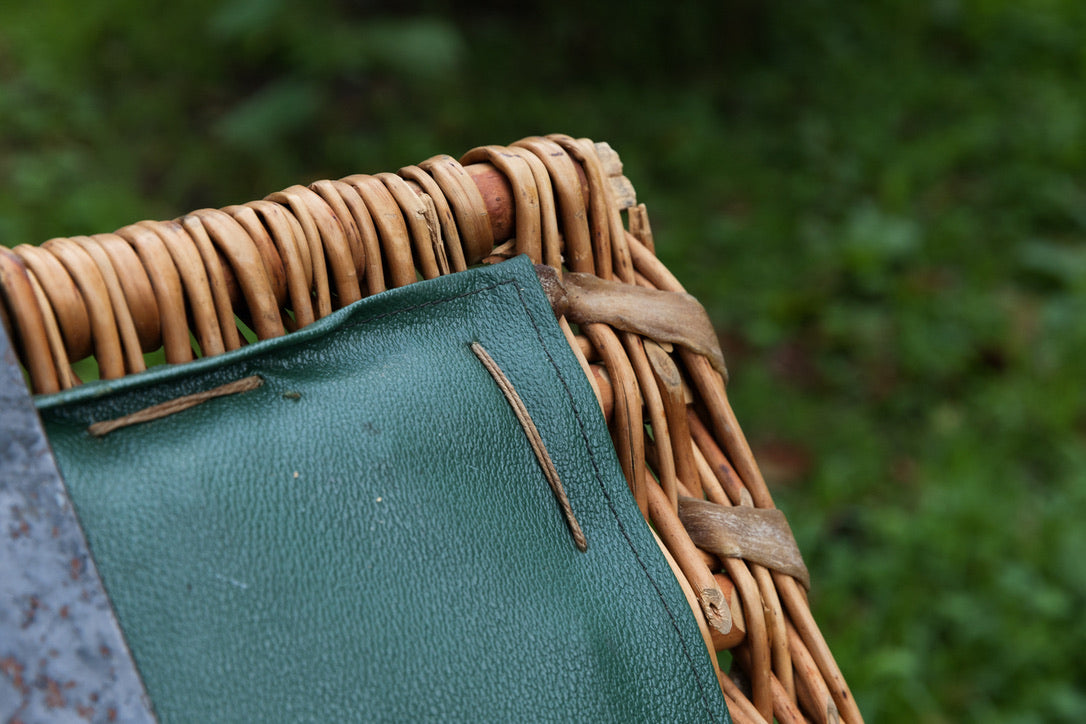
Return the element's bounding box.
[507,281,720,717]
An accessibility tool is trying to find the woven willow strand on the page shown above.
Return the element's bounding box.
[0,135,861,724]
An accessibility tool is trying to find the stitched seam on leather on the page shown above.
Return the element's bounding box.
[343,279,514,330]
[507,281,720,718]
[347,276,718,715]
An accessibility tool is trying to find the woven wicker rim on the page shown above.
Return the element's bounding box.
[0,134,861,724]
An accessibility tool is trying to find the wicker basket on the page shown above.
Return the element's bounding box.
[0,134,861,723]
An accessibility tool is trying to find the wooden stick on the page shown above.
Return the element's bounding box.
[624,333,680,510]
[754,562,795,701]
[689,409,748,505]
[718,672,770,724]
[0,248,60,393]
[776,572,863,723]
[457,146,627,249]
[712,572,747,650]
[645,476,732,638]
[771,672,809,724]
[723,557,772,720]
[584,322,646,515]
[788,618,841,724]
[645,340,700,502]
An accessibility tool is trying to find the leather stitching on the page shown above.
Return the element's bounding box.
[507,281,721,719]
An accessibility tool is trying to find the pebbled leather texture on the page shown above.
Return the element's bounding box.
[37,256,730,723]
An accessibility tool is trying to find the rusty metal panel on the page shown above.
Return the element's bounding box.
[0,324,155,723]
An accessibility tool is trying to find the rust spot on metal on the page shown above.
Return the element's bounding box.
[1,655,29,694]
[69,556,84,580]
[99,644,112,658]
[45,677,66,707]
[12,517,30,539]
[22,595,40,628]
[77,703,95,718]
[59,605,69,618]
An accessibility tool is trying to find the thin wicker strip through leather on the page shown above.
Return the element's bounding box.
[0,135,862,724]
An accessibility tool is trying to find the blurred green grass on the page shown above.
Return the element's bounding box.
[4,1,1086,720]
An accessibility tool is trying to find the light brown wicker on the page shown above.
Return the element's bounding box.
[0,134,861,724]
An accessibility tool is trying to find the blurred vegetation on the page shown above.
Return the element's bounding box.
[4,1,1086,720]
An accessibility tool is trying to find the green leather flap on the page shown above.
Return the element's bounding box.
[38,256,729,722]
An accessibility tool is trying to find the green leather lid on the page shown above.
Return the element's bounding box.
[38,256,729,722]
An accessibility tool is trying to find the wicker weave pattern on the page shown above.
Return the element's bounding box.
[0,134,861,723]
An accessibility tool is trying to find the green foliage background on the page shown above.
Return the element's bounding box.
[4,1,1086,720]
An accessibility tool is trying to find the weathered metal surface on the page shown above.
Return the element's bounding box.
[0,323,155,722]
